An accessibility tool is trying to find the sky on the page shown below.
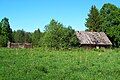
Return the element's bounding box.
[0,0,120,32]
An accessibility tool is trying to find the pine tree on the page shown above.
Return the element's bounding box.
[0,17,13,46]
[85,5,100,31]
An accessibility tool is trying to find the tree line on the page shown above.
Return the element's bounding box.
[85,3,120,47]
[0,3,120,48]
[0,18,79,49]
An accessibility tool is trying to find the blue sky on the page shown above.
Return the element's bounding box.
[0,0,120,32]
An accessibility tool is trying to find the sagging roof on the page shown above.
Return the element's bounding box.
[76,31,112,45]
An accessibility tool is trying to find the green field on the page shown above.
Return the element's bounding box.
[0,48,120,80]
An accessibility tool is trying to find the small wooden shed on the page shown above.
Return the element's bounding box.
[76,31,112,48]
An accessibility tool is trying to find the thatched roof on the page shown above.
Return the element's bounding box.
[76,31,112,45]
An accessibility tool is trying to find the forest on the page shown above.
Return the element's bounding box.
[0,3,120,48]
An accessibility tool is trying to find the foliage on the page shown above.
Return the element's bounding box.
[0,35,8,47]
[13,29,32,43]
[24,32,32,43]
[99,3,120,47]
[13,29,25,43]
[0,17,13,47]
[85,5,100,31]
[31,28,42,47]
[42,19,79,49]
[0,48,120,80]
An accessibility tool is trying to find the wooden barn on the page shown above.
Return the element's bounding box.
[76,31,112,48]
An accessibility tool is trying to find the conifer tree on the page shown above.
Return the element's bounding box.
[85,5,100,31]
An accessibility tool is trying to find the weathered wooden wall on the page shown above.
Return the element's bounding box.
[7,42,32,48]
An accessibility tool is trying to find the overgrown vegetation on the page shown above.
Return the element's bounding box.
[42,19,79,49]
[0,18,79,49]
[0,48,120,80]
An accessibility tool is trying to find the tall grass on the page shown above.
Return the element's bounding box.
[0,48,120,80]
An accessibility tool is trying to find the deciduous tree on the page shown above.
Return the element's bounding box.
[100,3,120,47]
[32,28,42,47]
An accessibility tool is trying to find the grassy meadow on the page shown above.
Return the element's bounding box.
[0,48,120,80]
